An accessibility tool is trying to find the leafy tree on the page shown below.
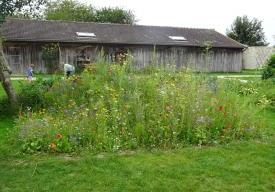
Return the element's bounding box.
[96,7,135,24]
[0,0,26,22]
[44,0,136,24]
[0,0,46,108]
[44,0,96,22]
[226,16,268,46]
[0,0,46,21]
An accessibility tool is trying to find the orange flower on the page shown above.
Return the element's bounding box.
[56,133,62,139]
[218,106,224,112]
[49,142,56,150]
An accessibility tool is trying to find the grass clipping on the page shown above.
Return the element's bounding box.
[17,63,264,153]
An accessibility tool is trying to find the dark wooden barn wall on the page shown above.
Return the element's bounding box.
[3,43,46,74]
[3,43,243,74]
[131,46,242,72]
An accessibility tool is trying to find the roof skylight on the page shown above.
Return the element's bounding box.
[168,36,187,41]
[76,32,96,37]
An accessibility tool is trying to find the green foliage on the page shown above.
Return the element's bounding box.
[44,0,136,24]
[1,79,275,190]
[0,80,24,115]
[267,54,275,68]
[1,108,275,191]
[18,78,55,110]
[42,43,59,74]
[262,66,274,80]
[226,15,268,46]
[45,0,96,22]
[0,0,46,22]
[262,54,275,79]
[16,61,265,153]
[96,7,135,24]
[226,79,275,111]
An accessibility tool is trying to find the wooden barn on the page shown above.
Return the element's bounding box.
[0,18,246,74]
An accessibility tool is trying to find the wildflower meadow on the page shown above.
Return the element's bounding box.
[15,60,266,153]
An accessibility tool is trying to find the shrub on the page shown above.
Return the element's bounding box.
[262,54,275,79]
[268,54,275,68]
[0,98,13,115]
[226,78,275,110]
[18,78,56,111]
[16,63,265,153]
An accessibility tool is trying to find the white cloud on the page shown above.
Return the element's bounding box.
[82,0,275,45]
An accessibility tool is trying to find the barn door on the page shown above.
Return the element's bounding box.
[75,46,97,72]
[6,47,23,74]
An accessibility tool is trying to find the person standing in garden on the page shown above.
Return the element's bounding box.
[27,64,34,82]
[63,62,75,78]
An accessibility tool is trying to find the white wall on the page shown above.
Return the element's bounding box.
[243,46,275,69]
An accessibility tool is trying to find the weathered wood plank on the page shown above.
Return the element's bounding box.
[3,43,243,74]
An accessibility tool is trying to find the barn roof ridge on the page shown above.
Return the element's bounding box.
[5,18,216,31]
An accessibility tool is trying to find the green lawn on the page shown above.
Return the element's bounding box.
[0,110,274,191]
[0,76,275,191]
[0,80,23,98]
[209,69,263,76]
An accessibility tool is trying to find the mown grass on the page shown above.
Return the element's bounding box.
[209,69,263,76]
[0,80,23,99]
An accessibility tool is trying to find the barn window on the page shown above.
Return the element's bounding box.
[76,32,96,38]
[168,36,187,41]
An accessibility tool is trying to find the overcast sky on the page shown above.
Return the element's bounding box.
[81,0,275,45]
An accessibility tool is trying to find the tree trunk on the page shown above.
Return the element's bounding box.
[0,41,18,110]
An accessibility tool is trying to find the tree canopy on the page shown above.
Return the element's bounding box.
[44,0,136,25]
[1,0,136,24]
[95,7,135,24]
[0,0,46,23]
[226,15,268,46]
[44,0,96,22]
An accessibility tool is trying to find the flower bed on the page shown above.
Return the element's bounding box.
[17,63,264,153]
